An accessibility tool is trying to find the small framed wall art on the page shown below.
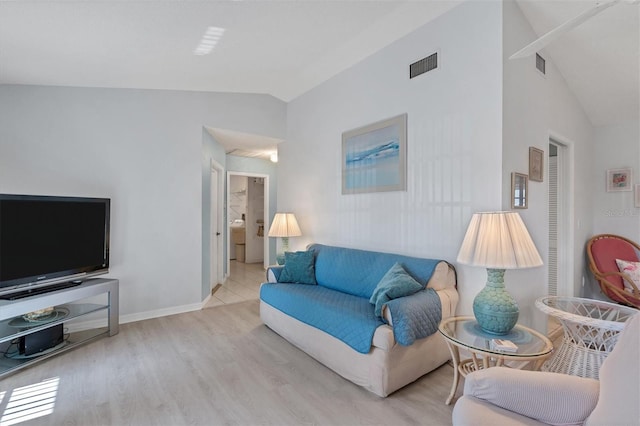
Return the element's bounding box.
[635,184,640,208]
[511,172,528,209]
[606,168,633,192]
[529,147,544,182]
[342,113,407,195]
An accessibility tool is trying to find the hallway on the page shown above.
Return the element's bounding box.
[204,260,265,308]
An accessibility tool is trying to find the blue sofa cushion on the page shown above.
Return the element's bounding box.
[260,283,384,353]
[279,250,317,284]
[309,244,441,298]
[369,262,423,317]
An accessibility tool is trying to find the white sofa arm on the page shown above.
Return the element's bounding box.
[461,367,599,426]
[266,265,284,283]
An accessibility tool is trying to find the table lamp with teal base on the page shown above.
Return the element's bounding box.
[473,268,520,335]
[458,212,543,335]
[268,212,301,265]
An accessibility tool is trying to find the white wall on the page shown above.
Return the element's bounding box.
[591,122,640,240]
[587,121,640,299]
[503,0,595,329]
[0,85,285,320]
[283,1,504,318]
[229,175,248,223]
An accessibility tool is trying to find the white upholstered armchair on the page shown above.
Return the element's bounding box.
[452,313,639,426]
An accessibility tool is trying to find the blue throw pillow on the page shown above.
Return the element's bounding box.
[369,262,423,317]
[279,250,317,284]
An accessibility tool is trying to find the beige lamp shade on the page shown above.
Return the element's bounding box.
[268,213,302,238]
[457,211,543,269]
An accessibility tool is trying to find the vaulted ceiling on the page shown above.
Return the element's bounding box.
[1,1,637,139]
[0,1,459,101]
[515,0,638,127]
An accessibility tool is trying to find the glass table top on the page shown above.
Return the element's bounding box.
[438,316,552,358]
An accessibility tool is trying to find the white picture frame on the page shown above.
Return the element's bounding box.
[342,114,407,195]
[606,168,633,192]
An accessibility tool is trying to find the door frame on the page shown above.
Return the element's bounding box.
[548,133,574,297]
[226,171,270,273]
[210,159,224,291]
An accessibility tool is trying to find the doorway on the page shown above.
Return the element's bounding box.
[548,139,573,297]
[226,172,269,274]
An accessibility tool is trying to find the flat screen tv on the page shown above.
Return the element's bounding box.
[0,194,110,298]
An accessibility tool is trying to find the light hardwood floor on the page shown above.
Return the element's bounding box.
[0,285,458,425]
[2,263,567,425]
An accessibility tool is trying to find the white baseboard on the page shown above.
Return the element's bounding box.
[66,301,206,333]
[202,292,213,306]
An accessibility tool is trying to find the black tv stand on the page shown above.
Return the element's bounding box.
[0,281,82,300]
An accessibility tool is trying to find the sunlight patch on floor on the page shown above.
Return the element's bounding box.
[0,377,59,426]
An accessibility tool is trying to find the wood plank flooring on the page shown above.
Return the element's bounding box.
[0,299,457,426]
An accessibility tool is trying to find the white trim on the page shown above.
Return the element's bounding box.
[202,292,213,307]
[548,132,575,297]
[67,302,204,332]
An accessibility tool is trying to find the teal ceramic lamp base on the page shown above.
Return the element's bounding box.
[276,237,290,265]
[473,268,519,335]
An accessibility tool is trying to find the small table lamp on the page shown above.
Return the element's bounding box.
[457,211,543,335]
[268,213,302,265]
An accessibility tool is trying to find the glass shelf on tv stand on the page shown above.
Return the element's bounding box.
[0,278,119,378]
[0,303,108,343]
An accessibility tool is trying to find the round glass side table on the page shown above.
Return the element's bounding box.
[438,316,553,405]
[535,296,637,379]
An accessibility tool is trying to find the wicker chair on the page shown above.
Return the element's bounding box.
[587,234,640,309]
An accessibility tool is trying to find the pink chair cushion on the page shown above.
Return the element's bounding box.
[591,238,639,303]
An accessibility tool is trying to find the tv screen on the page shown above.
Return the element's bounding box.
[0,194,110,295]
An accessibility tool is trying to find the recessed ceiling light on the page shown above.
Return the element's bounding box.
[193,26,226,56]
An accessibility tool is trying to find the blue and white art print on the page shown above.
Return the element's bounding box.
[342,114,407,194]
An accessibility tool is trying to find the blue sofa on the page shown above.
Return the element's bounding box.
[260,244,458,397]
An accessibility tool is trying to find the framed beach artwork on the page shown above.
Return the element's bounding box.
[606,168,633,192]
[342,114,407,195]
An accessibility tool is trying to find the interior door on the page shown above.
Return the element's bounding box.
[548,139,572,297]
[548,144,558,296]
[210,166,220,290]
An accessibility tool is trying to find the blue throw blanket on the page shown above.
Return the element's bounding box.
[385,288,442,346]
[261,283,443,352]
[261,283,384,354]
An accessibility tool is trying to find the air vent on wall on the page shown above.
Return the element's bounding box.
[410,52,438,79]
[536,53,546,75]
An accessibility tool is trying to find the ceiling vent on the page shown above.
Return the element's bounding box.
[410,52,438,79]
[536,53,546,75]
